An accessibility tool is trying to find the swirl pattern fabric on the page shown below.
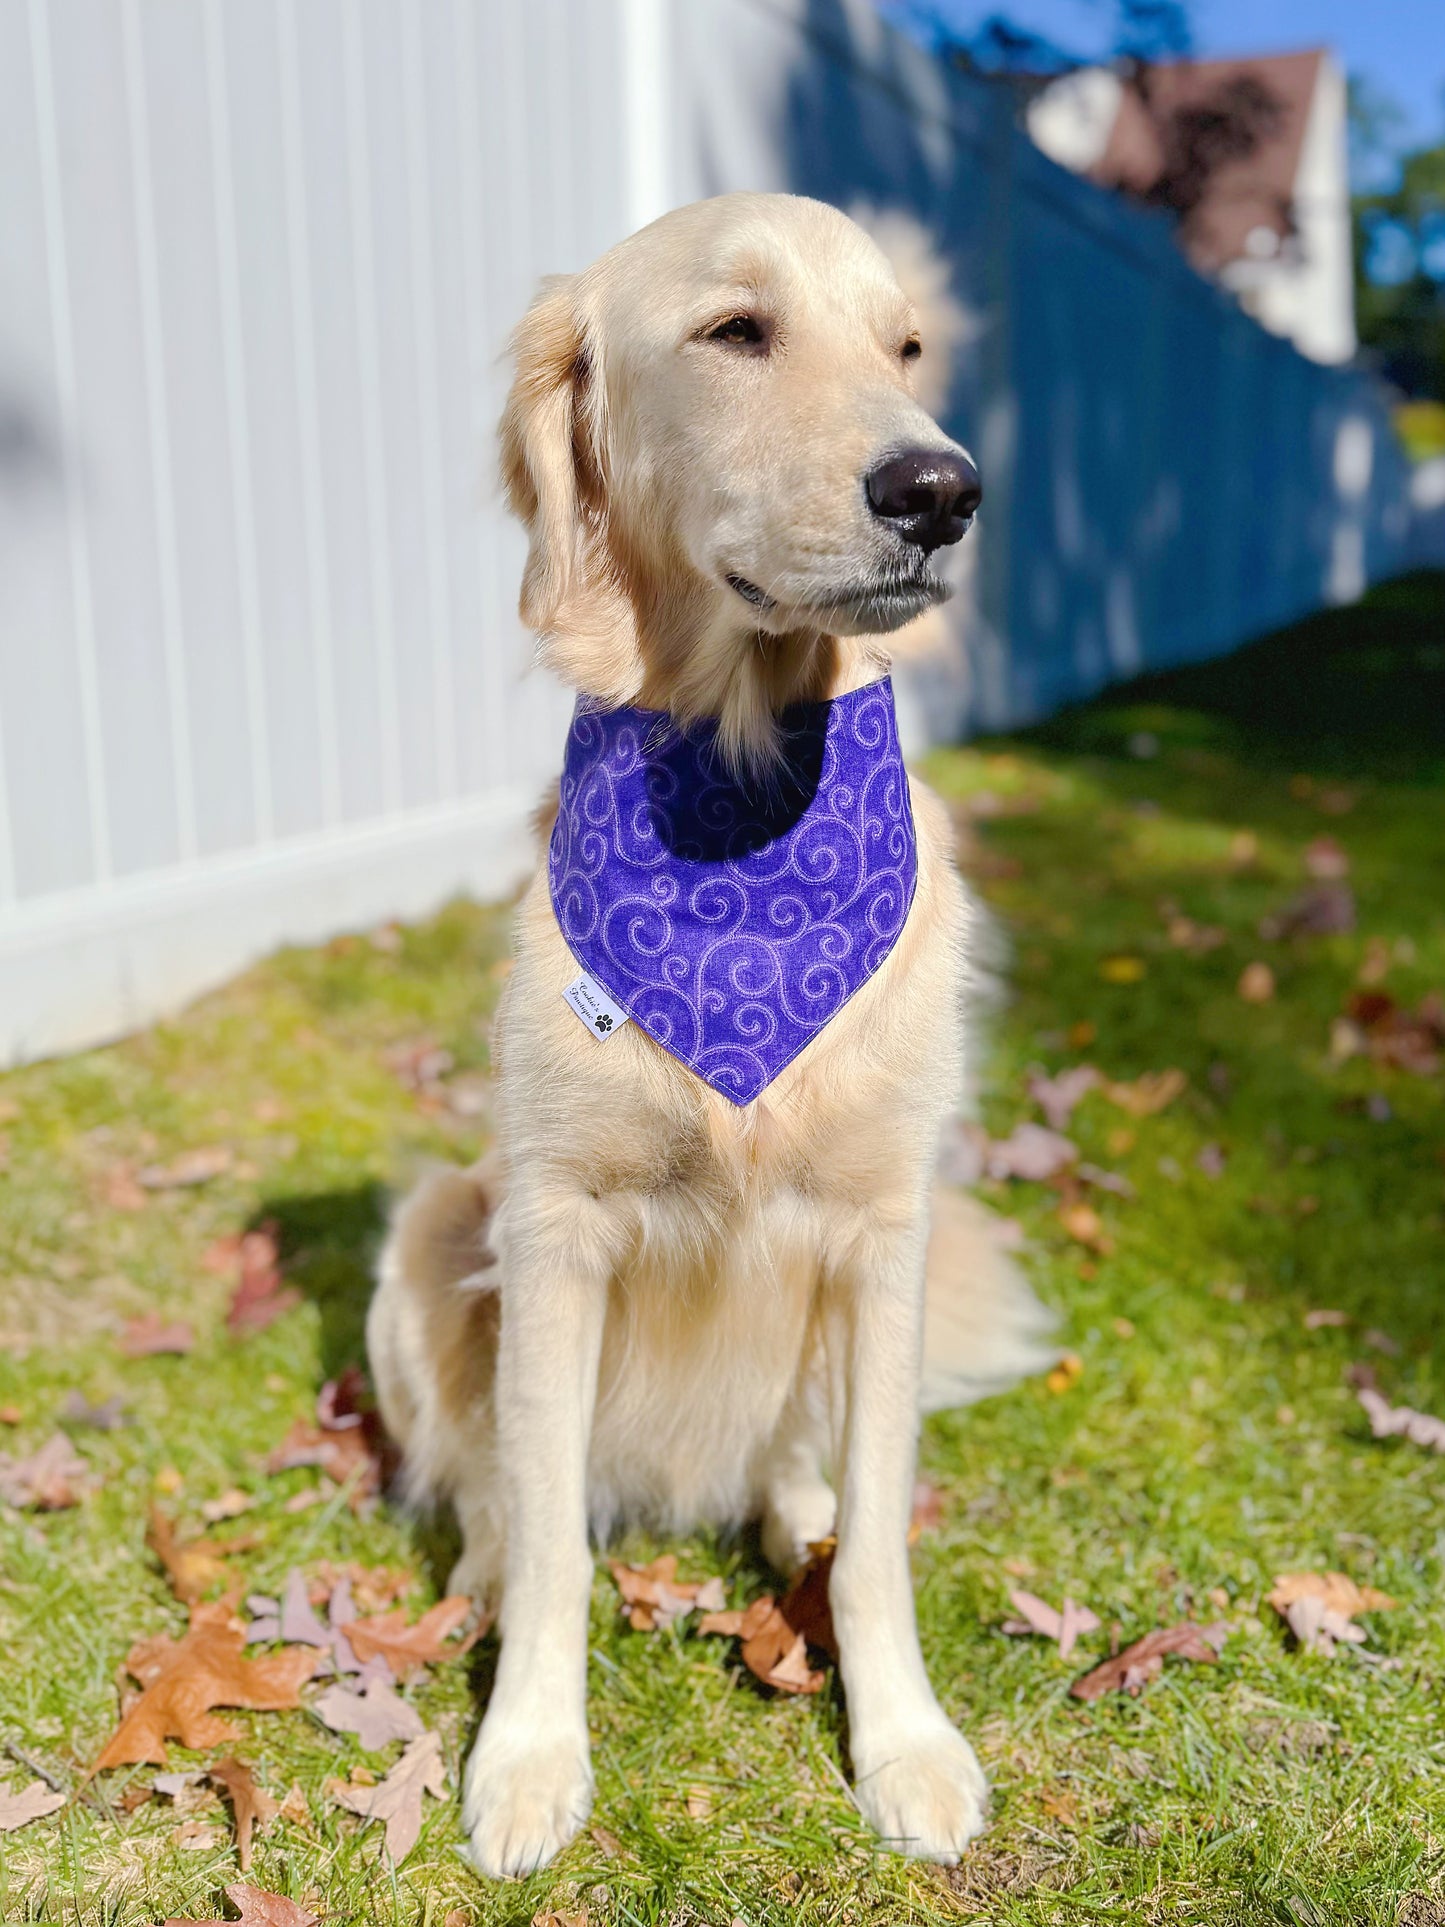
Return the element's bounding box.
[548,677,918,1105]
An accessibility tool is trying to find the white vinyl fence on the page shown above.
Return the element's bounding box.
[0,0,1416,1064]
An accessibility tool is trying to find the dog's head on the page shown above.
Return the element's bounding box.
[501,193,979,766]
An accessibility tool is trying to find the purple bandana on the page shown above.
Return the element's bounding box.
[548,676,918,1104]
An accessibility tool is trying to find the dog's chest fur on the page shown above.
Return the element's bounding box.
[492,777,967,1532]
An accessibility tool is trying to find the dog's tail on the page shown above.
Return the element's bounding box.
[921,1185,1058,1413]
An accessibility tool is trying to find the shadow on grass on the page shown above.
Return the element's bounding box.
[1031,570,1445,783]
[246,1181,467,1597]
[952,570,1445,1342]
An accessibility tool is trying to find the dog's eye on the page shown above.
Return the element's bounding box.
[901,337,922,362]
[708,315,766,350]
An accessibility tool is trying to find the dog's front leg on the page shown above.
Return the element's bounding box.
[830,1207,988,1863]
[462,1191,609,1879]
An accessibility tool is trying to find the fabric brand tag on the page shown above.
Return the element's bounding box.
[562,970,632,1041]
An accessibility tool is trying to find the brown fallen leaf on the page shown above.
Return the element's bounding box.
[329,1730,446,1862]
[1238,962,1276,1004]
[163,1885,319,1927]
[0,1404,21,1425]
[264,1370,390,1509]
[118,1313,195,1358]
[1070,1622,1227,1700]
[344,1598,481,1680]
[0,1430,87,1509]
[779,1548,837,1659]
[219,1223,301,1336]
[608,1556,726,1632]
[1357,1386,1445,1452]
[697,1553,832,1695]
[61,1391,127,1431]
[685,1785,712,1821]
[147,1507,233,1605]
[739,1596,826,1695]
[1258,883,1355,941]
[1058,1201,1113,1255]
[1268,1571,1393,1618]
[1267,1573,1393,1657]
[210,1758,277,1871]
[200,1489,254,1524]
[1099,1069,1187,1117]
[173,1818,224,1850]
[94,1601,317,1769]
[1027,1065,1099,1132]
[138,1146,233,1190]
[311,1559,413,1615]
[1342,990,1444,1076]
[1304,1308,1349,1330]
[984,1124,1078,1182]
[313,1677,425,1750]
[0,1779,66,1832]
[1001,1589,1101,1662]
[1038,1785,1080,1827]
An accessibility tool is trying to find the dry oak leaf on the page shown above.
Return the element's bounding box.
[1267,1572,1394,1617]
[329,1729,446,1863]
[209,1757,277,1872]
[739,1596,826,1695]
[94,1601,317,1769]
[0,1430,87,1509]
[698,1575,829,1695]
[1358,1386,1445,1454]
[312,1559,412,1616]
[220,1223,301,1336]
[1265,1571,1392,1658]
[344,1597,481,1680]
[1001,1589,1101,1661]
[1100,1069,1187,1117]
[984,1123,1079,1183]
[1027,1065,1099,1132]
[138,1145,233,1189]
[163,1884,318,1927]
[147,1506,233,1605]
[312,1676,425,1750]
[1070,1621,1227,1701]
[263,1370,391,1509]
[0,1780,66,1832]
[118,1312,195,1358]
[609,1555,726,1631]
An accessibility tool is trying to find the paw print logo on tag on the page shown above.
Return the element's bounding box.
[562,971,631,1043]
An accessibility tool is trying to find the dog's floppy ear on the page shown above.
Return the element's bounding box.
[499,275,640,699]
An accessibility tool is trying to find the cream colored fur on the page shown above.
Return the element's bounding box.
[367,193,1054,1880]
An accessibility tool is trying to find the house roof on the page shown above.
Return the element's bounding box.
[1089,49,1325,273]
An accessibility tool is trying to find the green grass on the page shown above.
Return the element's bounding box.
[2,573,1444,1926]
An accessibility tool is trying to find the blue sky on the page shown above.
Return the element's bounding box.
[886,1,1445,152]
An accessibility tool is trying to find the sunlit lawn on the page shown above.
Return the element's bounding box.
[1,573,1443,1925]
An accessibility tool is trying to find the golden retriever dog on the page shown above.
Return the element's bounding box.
[367,192,1053,1878]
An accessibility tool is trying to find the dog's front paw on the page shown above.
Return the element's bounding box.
[852,1720,988,1864]
[462,1726,593,1878]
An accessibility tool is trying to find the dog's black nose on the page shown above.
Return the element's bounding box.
[865,448,982,553]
